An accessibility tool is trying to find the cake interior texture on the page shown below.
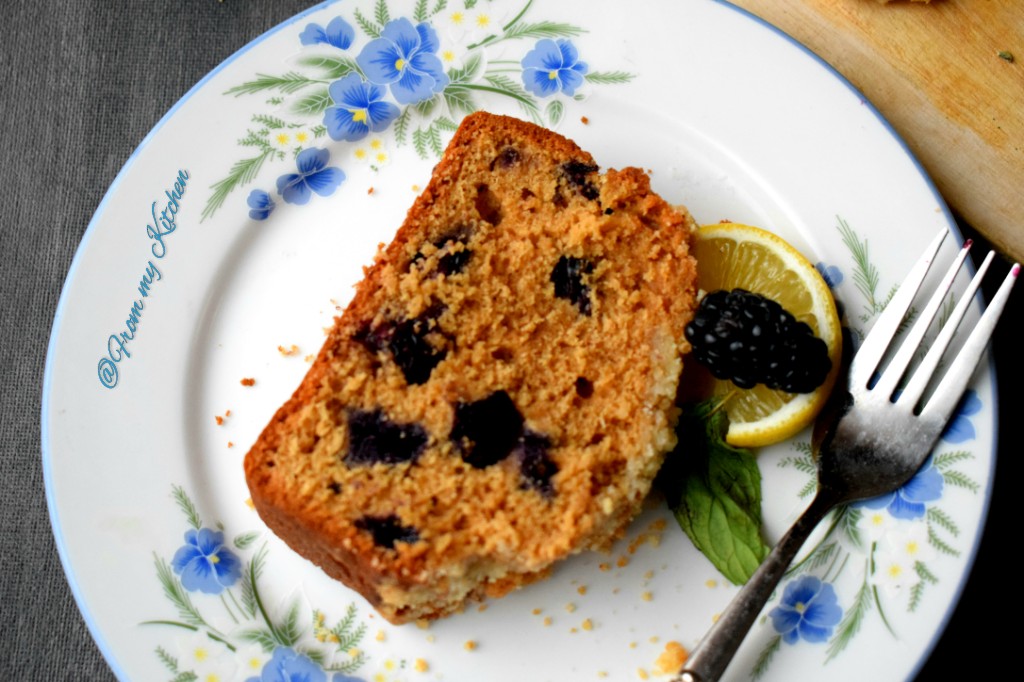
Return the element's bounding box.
[244,111,698,623]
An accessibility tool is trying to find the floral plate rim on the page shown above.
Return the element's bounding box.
[42,1,992,681]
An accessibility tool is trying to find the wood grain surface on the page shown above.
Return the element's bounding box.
[730,0,1023,262]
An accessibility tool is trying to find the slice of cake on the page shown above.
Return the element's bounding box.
[244,111,698,623]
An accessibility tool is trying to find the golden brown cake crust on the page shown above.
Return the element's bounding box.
[244,112,698,624]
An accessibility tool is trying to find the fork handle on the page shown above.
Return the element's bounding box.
[674,492,837,682]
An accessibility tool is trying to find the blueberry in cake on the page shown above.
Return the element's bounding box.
[244,111,699,623]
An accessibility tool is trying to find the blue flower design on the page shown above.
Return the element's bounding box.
[940,389,981,443]
[246,647,325,682]
[299,17,355,50]
[276,148,345,205]
[324,73,401,142]
[859,455,944,520]
[247,189,275,220]
[769,575,843,644]
[815,262,845,320]
[815,262,844,289]
[356,18,449,105]
[521,39,589,97]
[171,528,241,594]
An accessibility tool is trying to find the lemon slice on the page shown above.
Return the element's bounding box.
[683,222,842,447]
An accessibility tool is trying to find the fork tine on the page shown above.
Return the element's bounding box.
[873,239,973,402]
[920,261,1019,422]
[899,250,993,408]
[848,229,948,392]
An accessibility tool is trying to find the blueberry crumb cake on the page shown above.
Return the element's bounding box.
[244,111,699,624]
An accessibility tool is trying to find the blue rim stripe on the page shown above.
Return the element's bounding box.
[41,1,997,680]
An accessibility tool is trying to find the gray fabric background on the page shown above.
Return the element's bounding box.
[1,1,1017,679]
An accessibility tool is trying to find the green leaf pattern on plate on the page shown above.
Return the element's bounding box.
[752,217,980,678]
[145,487,378,682]
[202,0,635,222]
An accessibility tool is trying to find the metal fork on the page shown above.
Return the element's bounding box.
[675,230,1019,682]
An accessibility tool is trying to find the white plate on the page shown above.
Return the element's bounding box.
[43,1,994,680]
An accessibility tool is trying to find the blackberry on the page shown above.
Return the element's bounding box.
[685,288,831,394]
[409,227,473,276]
[489,146,520,170]
[451,391,524,468]
[451,393,558,495]
[551,255,595,316]
[514,430,558,496]
[559,160,600,200]
[355,309,448,385]
[345,408,428,466]
[355,515,419,549]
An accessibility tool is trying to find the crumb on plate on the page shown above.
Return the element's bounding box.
[653,641,688,675]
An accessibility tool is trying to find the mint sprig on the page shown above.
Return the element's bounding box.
[661,399,770,585]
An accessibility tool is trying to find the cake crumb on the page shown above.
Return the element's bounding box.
[577,585,588,596]
[414,659,429,673]
[241,377,256,386]
[649,636,660,644]
[570,627,579,634]
[532,607,543,615]
[617,555,630,568]
[375,630,386,642]
[653,641,689,675]
[227,442,234,448]
[464,640,477,651]
[643,570,655,580]
[477,603,488,612]
[599,562,612,572]
[412,184,420,192]
[581,116,590,124]
[415,619,431,630]
[565,602,577,613]
[304,354,315,362]
[641,591,653,602]
[368,186,375,195]
[637,668,650,680]
[629,641,638,649]
[244,498,254,509]
[215,415,224,425]
[425,634,435,643]
[278,344,300,356]
[582,618,594,631]
[705,579,718,588]
[597,672,607,678]
[543,616,553,626]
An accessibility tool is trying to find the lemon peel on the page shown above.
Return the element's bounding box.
[685,223,842,447]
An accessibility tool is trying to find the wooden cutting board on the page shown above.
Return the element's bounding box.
[730,0,1024,263]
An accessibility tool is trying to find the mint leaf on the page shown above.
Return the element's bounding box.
[661,399,770,585]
